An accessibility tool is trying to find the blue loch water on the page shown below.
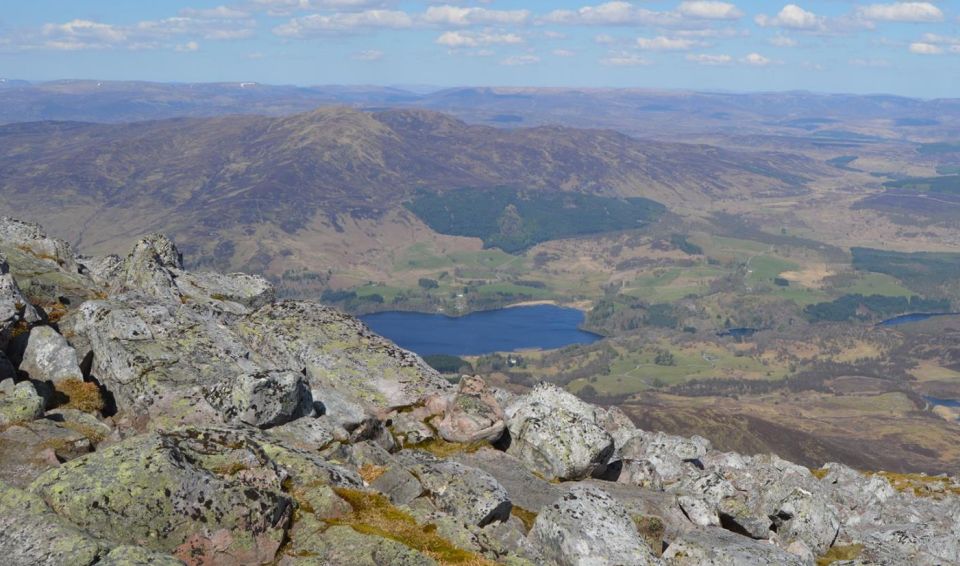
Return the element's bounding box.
[878,312,960,327]
[361,304,601,356]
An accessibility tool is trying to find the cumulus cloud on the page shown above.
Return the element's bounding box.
[543,2,679,27]
[553,48,576,57]
[677,1,742,21]
[436,30,522,47]
[423,6,530,26]
[273,9,412,36]
[179,6,250,19]
[635,36,697,50]
[857,2,943,23]
[755,4,824,31]
[33,15,255,50]
[600,51,650,66]
[769,35,798,47]
[175,40,200,52]
[686,53,732,65]
[849,57,890,67]
[741,52,773,66]
[909,42,942,54]
[501,54,539,65]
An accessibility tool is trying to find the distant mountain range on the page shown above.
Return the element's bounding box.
[1,80,958,142]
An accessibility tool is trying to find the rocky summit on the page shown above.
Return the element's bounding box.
[0,215,957,566]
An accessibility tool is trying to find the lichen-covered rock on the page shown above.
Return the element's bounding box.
[19,325,84,384]
[0,217,78,272]
[620,431,710,485]
[772,486,839,556]
[436,375,505,444]
[662,527,807,565]
[504,383,614,481]
[29,427,295,564]
[0,418,93,462]
[0,265,40,349]
[236,301,454,410]
[0,381,45,427]
[175,270,275,311]
[529,485,659,566]
[117,234,183,301]
[204,370,314,429]
[97,546,186,565]
[278,524,437,566]
[0,480,105,566]
[396,450,512,527]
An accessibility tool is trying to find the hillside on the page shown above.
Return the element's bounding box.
[0,107,825,274]
[0,216,957,565]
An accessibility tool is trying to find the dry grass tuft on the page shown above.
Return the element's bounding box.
[53,379,105,414]
[358,464,388,484]
[816,543,864,565]
[868,471,960,499]
[511,506,537,533]
[409,438,492,458]
[331,487,495,565]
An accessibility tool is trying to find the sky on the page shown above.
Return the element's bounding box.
[0,1,958,98]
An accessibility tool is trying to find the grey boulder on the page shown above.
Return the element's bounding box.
[19,325,84,385]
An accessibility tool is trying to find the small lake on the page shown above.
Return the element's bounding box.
[361,305,601,356]
[926,396,960,409]
[878,312,960,327]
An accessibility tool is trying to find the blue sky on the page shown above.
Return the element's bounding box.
[1,1,958,97]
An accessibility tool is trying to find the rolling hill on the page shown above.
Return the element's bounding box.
[0,107,826,275]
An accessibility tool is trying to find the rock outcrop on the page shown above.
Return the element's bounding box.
[0,217,957,566]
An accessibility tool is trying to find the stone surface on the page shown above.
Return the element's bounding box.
[436,375,506,444]
[0,480,105,566]
[19,325,85,384]
[397,450,512,527]
[204,370,314,429]
[97,546,187,565]
[0,381,45,427]
[529,485,658,566]
[504,383,614,481]
[662,527,807,565]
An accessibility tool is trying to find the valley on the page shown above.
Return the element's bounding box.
[2,85,959,475]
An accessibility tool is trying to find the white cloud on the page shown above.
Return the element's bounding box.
[273,9,412,36]
[677,1,742,21]
[635,36,697,50]
[175,40,200,52]
[600,51,650,66]
[436,30,522,47]
[686,53,732,65]
[594,33,617,44]
[352,48,383,60]
[909,42,942,54]
[543,2,678,27]
[501,54,539,65]
[755,4,824,31]
[857,2,943,23]
[741,52,773,65]
[33,15,254,50]
[179,6,250,19]
[552,48,576,57]
[423,5,530,26]
[250,0,390,15]
[769,35,797,47]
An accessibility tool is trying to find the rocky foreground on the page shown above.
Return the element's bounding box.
[0,216,958,566]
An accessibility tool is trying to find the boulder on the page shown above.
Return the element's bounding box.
[97,546,186,565]
[436,375,506,444]
[0,418,93,462]
[28,427,296,564]
[0,267,40,349]
[278,524,436,566]
[528,485,659,566]
[396,450,512,527]
[0,480,105,566]
[19,325,84,384]
[175,270,275,311]
[236,301,454,410]
[504,383,614,481]
[771,487,840,556]
[0,381,45,427]
[620,431,710,484]
[662,527,807,565]
[116,234,183,302]
[204,370,314,429]
[0,218,78,272]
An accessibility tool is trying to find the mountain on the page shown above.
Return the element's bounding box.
[2,81,959,143]
[0,216,958,565]
[0,107,825,274]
